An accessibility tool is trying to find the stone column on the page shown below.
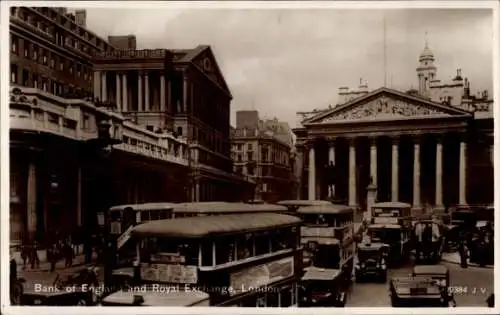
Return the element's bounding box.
[183,73,188,113]
[77,166,82,227]
[412,136,422,213]
[369,137,377,186]
[160,74,166,112]
[122,73,128,112]
[391,137,399,202]
[138,73,143,111]
[145,72,150,112]
[308,144,316,200]
[115,72,121,110]
[93,71,101,100]
[167,80,172,112]
[348,138,357,208]
[101,72,107,102]
[459,137,468,206]
[435,136,444,211]
[27,163,37,240]
[195,180,200,202]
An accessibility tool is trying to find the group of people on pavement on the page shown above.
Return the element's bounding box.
[12,229,108,273]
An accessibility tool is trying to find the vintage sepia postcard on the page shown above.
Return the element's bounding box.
[1,1,498,314]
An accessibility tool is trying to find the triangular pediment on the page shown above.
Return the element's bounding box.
[305,87,471,125]
[190,46,232,98]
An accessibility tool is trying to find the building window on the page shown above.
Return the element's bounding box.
[42,53,47,65]
[32,73,38,88]
[24,46,28,57]
[60,61,64,71]
[247,143,253,151]
[82,114,90,130]
[177,126,183,136]
[50,58,55,68]
[237,144,242,150]
[22,69,29,86]
[10,64,18,83]
[11,36,18,53]
[237,154,242,162]
[247,152,254,161]
[32,46,38,60]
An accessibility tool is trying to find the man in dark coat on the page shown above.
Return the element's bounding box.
[325,161,336,198]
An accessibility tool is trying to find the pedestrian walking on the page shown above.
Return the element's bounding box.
[459,239,468,268]
[29,241,40,269]
[83,231,93,264]
[47,243,60,272]
[486,293,494,307]
[63,239,74,268]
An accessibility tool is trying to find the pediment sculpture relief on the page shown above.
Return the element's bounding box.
[321,97,448,122]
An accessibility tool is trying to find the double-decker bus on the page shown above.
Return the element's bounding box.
[295,204,355,307]
[101,213,303,307]
[172,202,289,218]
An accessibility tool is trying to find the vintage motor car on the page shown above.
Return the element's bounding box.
[443,223,461,252]
[411,265,453,298]
[21,267,101,306]
[299,267,346,307]
[470,220,494,267]
[389,276,454,307]
[355,241,389,283]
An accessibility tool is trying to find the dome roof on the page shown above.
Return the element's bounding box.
[419,43,434,61]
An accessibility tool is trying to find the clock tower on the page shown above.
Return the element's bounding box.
[416,36,437,96]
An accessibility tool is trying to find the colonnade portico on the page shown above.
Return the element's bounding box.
[306,133,470,212]
[93,69,175,113]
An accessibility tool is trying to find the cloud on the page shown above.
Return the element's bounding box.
[84,7,493,126]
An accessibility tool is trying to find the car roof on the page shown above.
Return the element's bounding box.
[373,201,412,209]
[297,204,353,214]
[390,276,441,296]
[301,237,340,246]
[358,242,387,250]
[368,224,401,229]
[102,289,210,306]
[301,267,342,281]
[276,200,333,207]
[413,265,449,275]
[109,203,175,211]
[132,213,301,238]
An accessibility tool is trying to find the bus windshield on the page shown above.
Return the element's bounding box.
[311,244,340,269]
[369,228,401,243]
[301,214,334,227]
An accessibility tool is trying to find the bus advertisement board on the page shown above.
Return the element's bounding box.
[229,256,294,295]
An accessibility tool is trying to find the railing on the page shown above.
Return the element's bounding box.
[9,86,188,166]
[94,49,168,60]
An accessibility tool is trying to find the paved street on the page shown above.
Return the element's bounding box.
[346,261,493,307]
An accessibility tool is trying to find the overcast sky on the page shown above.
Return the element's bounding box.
[82,7,493,127]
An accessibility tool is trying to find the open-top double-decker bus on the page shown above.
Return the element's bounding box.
[295,204,355,307]
[101,213,303,307]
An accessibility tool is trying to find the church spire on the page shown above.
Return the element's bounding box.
[424,31,429,49]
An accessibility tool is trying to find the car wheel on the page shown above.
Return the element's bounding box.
[76,298,88,306]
